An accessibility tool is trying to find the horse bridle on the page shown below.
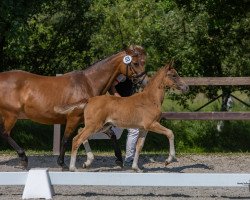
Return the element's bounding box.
[125,50,146,81]
[124,49,147,91]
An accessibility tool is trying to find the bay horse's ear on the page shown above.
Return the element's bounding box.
[169,59,174,68]
[125,45,136,55]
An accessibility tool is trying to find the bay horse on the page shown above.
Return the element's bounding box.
[0,45,147,169]
[54,62,189,172]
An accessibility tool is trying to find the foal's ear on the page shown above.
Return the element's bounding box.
[164,59,174,70]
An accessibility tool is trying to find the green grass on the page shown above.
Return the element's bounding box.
[159,91,250,153]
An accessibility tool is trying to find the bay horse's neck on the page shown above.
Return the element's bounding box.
[142,69,166,107]
[83,52,125,96]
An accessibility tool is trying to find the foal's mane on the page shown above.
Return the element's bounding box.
[143,67,166,91]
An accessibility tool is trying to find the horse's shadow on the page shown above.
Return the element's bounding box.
[0,155,213,173]
[143,163,213,173]
[0,155,58,171]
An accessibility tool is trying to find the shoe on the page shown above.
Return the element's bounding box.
[123,160,133,167]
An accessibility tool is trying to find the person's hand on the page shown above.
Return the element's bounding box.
[114,92,121,97]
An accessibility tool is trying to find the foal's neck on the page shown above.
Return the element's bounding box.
[143,69,166,107]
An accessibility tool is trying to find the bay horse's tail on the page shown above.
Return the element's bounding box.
[54,99,88,114]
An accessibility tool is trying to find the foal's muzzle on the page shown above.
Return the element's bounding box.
[179,84,189,93]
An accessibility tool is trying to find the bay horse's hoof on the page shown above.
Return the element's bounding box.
[82,163,87,168]
[61,164,69,171]
[115,159,123,168]
[15,160,28,170]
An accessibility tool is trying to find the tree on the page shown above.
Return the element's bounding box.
[1,0,101,75]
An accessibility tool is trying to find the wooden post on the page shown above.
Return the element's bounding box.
[53,124,61,155]
[53,74,62,155]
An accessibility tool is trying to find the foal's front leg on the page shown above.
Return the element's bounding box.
[148,122,176,165]
[132,129,148,172]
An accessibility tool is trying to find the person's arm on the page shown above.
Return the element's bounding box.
[108,80,121,97]
[108,75,126,97]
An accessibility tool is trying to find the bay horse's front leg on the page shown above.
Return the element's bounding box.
[148,122,176,165]
[132,129,148,172]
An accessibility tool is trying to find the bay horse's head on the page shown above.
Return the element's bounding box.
[163,62,189,93]
[120,45,148,87]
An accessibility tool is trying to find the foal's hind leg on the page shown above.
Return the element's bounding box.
[77,127,94,168]
[70,126,97,172]
[148,122,176,165]
[82,139,94,168]
[0,114,28,169]
[132,129,148,172]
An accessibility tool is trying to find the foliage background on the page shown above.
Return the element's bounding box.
[0,0,249,152]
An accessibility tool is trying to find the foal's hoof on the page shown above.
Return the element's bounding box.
[165,158,177,166]
[69,167,77,172]
[132,167,143,173]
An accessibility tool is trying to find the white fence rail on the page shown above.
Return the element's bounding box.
[0,169,249,199]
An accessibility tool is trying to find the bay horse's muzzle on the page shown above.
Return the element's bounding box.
[132,71,149,91]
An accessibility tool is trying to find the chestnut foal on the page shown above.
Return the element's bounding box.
[54,62,189,172]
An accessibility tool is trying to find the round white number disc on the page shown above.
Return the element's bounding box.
[123,55,132,64]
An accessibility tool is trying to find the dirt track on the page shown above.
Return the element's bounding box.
[0,153,249,199]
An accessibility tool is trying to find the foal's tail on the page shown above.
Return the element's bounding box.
[54,99,88,114]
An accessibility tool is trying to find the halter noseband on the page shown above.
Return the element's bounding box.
[123,49,147,91]
[124,50,146,80]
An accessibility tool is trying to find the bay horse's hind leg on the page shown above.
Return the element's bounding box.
[105,128,123,168]
[57,116,81,170]
[0,115,28,169]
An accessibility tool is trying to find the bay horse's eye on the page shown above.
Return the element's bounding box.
[133,62,139,66]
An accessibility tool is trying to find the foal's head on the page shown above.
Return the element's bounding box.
[163,62,189,93]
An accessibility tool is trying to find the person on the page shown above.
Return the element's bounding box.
[108,74,140,166]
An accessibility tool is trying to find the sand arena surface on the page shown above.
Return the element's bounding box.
[0,153,249,199]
